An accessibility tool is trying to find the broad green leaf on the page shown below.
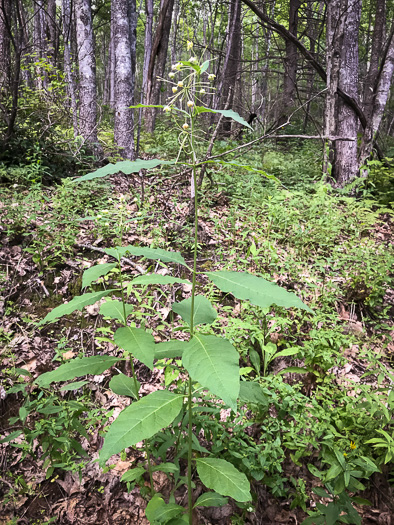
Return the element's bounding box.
[100,299,133,323]
[239,382,268,407]
[38,405,63,415]
[172,295,217,326]
[14,368,32,377]
[109,373,140,399]
[320,502,340,525]
[325,464,342,481]
[206,271,312,312]
[307,463,323,479]
[82,263,117,289]
[19,406,28,422]
[180,60,201,72]
[60,380,89,391]
[333,448,346,469]
[272,347,299,358]
[145,494,184,523]
[196,457,251,502]
[131,274,190,286]
[152,462,179,474]
[144,494,164,522]
[105,245,187,267]
[75,159,175,182]
[200,60,209,73]
[262,342,277,356]
[0,430,23,444]
[38,289,117,325]
[99,390,184,464]
[312,487,331,498]
[194,107,252,129]
[154,340,188,359]
[193,492,228,508]
[182,335,239,411]
[121,467,146,482]
[150,500,182,521]
[249,349,260,372]
[114,327,155,370]
[35,356,121,387]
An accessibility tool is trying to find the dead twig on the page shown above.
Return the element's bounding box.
[75,243,146,275]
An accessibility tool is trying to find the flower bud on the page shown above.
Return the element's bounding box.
[172,87,178,93]
[187,100,194,108]
[169,72,175,79]
[200,89,206,94]
[208,74,215,81]
[177,81,184,88]
[189,57,197,64]
[163,105,171,112]
[182,123,189,130]
[187,41,193,51]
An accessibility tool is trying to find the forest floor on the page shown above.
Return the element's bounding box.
[1,152,394,524]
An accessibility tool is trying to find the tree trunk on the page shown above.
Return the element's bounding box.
[359,30,394,170]
[2,0,24,143]
[33,0,47,89]
[112,0,136,160]
[142,0,154,100]
[145,0,175,133]
[260,0,276,127]
[0,0,11,90]
[46,0,58,66]
[62,0,79,137]
[279,0,300,125]
[214,0,242,134]
[170,0,179,65]
[323,0,343,177]
[363,0,386,121]
[75,0,100,150]
[334,0,362,186]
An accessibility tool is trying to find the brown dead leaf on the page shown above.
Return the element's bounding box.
[62,350,76,360]
[112,460,133,475]
[20,358,37,373]
[86,298,106,316]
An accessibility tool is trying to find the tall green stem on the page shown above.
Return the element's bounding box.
[187,76,200,525]
[117,258,139,396]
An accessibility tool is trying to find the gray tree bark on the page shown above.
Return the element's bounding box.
[334,0,362,186]
[359,30,394,170]
[75,0,100,149]
[0,0,11,90]
[142,0,153,100]
[62,0,79,137]
[214,0,242,134]
[112,0,136,159]
[363,0,386,121]
[33,0,47,88]
[145,0,175,133]
[260,0,276,126]
[46,0,58,66]
[323,0,344,177]
[279,0,300,125]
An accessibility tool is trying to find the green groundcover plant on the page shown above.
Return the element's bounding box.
[4,52,313,524]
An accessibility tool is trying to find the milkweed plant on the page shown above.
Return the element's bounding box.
[30,46,312,524]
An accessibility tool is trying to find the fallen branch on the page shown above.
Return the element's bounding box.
[75,243,146,274]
